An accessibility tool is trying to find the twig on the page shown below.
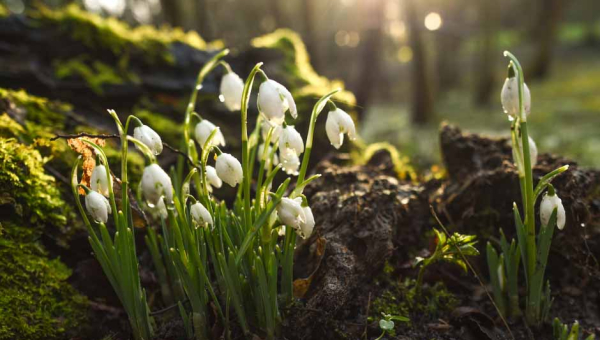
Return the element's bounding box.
[51,133,200,170]
[150,298,190,316]
[429,205,515,340]
[50,132,119,141]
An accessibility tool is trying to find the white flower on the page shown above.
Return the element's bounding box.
[195,120,226,149]
[527,136,538,167]
[261,123,283,143]
[190,202,213,227]
[298,206,315,239]
[540,191,566,230]
[156,198,168,219]
[326,108,357,149]
[279,125,304,157]
[206,165,222,189]
[85,190,111,223]
[258,143,279,169]
[90,164,111,197]
[277,197,305,231]
[501,76,531,119]
[220,72,244,111]
[280,149,300,176]
[215,153,243,187]
[141,164,173,207]
[257,79,297,125]
[133,125,163,155]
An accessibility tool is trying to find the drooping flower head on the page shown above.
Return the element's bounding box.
[133,125,163,155]
[91,164,111,197]
[215,153,243,187]
[277,197,305,231]
[206,165,222,189]
[85,190,112,224]
[195,120,226,149]
[540,189,566,230]
[190,202,213,227]
[279,125,304,157]
[261,123,283,143]
[501,73,531,120]
[257,79,297,125]
[326,108,357,149]
[141,163,173,207]
[298,205,315,239]
[280,149,300,176]
[220,72,244,111]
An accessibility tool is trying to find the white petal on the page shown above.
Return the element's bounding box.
[190,202,213,227]
[206,165,222,189]
[91,164,111,197]
[134,125,163,155]
[216,153,243,187]
[141,164,173,206]
[501,77,531,119]
[85,190,111,223]
[220,72,244,111]
[279,125,304,156]
[195,120,226,149]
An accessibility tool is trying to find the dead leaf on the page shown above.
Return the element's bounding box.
[293,237,326,298]
[67,137,106,194]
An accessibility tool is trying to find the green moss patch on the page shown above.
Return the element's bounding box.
[54,56,140,94]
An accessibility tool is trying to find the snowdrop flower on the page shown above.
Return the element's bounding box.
[279,125,304,157]
[195,120,226,149]
[326,108,356,149]
[280,149,300,176]
[258,143,279,169]
[141,163,173,207]
[277,197,305,231]
[257,80,297,125]
[525,136,538,167]
[540,190,566,230]
[190,202,213,227]
[156,198,168,219]
[133,125,163,155]
[501,76,531,120]
[298,206,315,239]
[90,164,111,197]
[205,165,222,189]
[85,190,111,223]
[261,123,283,143]
[215,153,243,187]
[220,72,244,111]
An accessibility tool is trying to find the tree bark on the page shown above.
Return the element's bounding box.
[353,0,385,119]
[405,0,434,125]
[528,0,565,80]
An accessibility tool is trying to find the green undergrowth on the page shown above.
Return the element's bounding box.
[371,264,458,330]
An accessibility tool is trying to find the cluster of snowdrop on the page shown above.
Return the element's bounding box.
[487,52,569,325]
[73,49,356,340]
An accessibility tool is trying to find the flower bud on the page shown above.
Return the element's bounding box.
[133,125,163,155]
[215,153,243,187]
[326,108,357,149]
[279,125,304,157]
[298,206,315,239]
[527,136,538,167]
[85,190,111,223]
[257,79,297,125]
[141,164,173,207]
[540,190,566,230]
[280,149,300,176]
[501,76,531,119]
[190,202,213,227]
[206,165,222,189]
[195,120,226,149]
[90,164,111,197]
[277,197,305,231]
[220,72,244,111]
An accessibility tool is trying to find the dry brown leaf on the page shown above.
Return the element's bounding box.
[293,237,326,299]
[67,137,106,194]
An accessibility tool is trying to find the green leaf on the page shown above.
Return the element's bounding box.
[379,319,395,331]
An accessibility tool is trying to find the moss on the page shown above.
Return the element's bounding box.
[371,278,458,327]
[0,3,8,17]
[0,223,87,340]
[36,4,223,64]
[251,29,355,108]
[0,138,87,340]
[54,56,140,94]
[0,88,67,129]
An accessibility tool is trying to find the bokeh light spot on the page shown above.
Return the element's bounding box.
[424,12,443,31]
[397,46,413,63]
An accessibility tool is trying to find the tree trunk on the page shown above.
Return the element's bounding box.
[405,0,434,125]
[353,0,385,120]
[528,0,565,80]
[474,0,497,106]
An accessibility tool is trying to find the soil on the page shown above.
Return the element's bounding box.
[63,124,600,340]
